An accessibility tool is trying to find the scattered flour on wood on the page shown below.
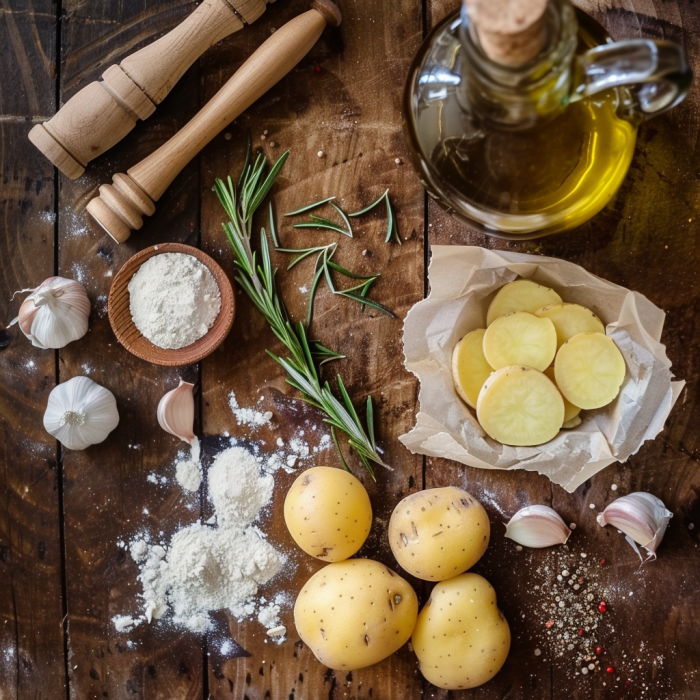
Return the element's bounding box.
[229,391,273,427]
[116,445,286,634]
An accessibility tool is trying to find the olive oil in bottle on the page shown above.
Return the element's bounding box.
[404,0,691,239]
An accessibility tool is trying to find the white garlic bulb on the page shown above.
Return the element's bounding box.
[505,505,572,548]
[43,376,119,450]
[11,277,90,349]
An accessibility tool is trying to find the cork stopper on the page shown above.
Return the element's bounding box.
[463,0,549,66]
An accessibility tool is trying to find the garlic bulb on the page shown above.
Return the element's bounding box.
[43,376,119,450]
[597,492,672,563]
[505,505,572,548]
[158,380,196,445]
[11,277,90,349]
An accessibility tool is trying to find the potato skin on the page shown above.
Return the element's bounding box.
[284,466,372,562]
[412,573,511,689]
[388,487,490,581]
[294,559,419,671]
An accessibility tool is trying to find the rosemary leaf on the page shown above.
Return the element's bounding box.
[268,202,280,248]
[348,189,389,217]
[284,196,336,216]
[326,260,377,280]
[294,221,352,236]
[330,201,354,238]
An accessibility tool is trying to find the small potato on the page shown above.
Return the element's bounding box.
[535,303,605,349]
[554,332,626,409]
[389,487,489,581]
[486,279,562,326]
[477,366,564,446]
[284,467,372,562]
[483,312,557,372]
[544,366,581,424]
[294,559,418,671]
[412,573,511,690]
[451,329,494,408]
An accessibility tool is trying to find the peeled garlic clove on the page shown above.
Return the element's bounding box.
[11,277,90,349]
[158,380,196,445]
[597,492,672,563]
[43,376,119,450]
[505,505,571,548]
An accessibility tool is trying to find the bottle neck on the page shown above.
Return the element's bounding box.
[458,0,578,128]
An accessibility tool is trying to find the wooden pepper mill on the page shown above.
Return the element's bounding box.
[28,0,272,179]
[87,0,341,243]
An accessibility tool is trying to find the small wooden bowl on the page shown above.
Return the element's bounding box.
[108,243,235,366]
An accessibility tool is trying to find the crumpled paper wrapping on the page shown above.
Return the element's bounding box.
[399,246,684,492]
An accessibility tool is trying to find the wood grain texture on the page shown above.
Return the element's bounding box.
[2,0,700,698]
[55,0,206,696]
[0,0,66,697]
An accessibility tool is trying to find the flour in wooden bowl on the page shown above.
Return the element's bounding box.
[128,252,221,349]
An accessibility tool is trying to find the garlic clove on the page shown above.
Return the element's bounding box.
[505,505,571,548]
[11,277,90,349]
[158,380,196,445]
[597,492,672,563]
[43,376,119,450]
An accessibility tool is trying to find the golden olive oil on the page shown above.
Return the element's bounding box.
[405,11,639,238]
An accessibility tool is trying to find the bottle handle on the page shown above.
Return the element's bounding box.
[573,39,692,121]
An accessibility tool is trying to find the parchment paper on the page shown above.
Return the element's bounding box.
[399,246,685,492]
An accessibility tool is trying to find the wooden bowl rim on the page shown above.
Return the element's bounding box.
[108,243,235,367]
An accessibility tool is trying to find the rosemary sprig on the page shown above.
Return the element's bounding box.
[214,148,387,477]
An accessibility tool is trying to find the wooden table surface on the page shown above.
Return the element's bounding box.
[2,0,699,698]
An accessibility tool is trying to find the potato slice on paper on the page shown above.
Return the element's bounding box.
[544,367,581,423]
[554,332,626,409]
[486,279,562,326]
[483,312,557,372]
[536,303,604,349]
[477,366,564,446]
[451,329,494,408]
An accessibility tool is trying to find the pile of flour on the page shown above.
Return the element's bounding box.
[128,252,221,349]
[115,446,285,633]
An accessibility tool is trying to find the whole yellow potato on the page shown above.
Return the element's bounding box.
[412,573,511,689]
[388,487,490,581]
[294,559,418,671]
[284,466,372,562]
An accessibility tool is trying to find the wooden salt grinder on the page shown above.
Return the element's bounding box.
[87,0,341,244]
[28,0,271,180]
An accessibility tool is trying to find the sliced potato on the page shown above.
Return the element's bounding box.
[554,332,626,410]
[544,367,581,423]
[562,415,582,429]
[451,329,494,408]
[482,312,557,372]
[477,366,564,446]
[536,303,605,349]
[486,280,562,326]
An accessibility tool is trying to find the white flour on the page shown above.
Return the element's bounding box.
[117,446,285,633]
[128,252,221,349]
[116,394,334,639]
[229,392,273,427]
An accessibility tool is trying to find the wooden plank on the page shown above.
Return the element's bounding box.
[423,1,700,698]
[197,0,426,696]
[55,0,205,697]
[0,1,67,697]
